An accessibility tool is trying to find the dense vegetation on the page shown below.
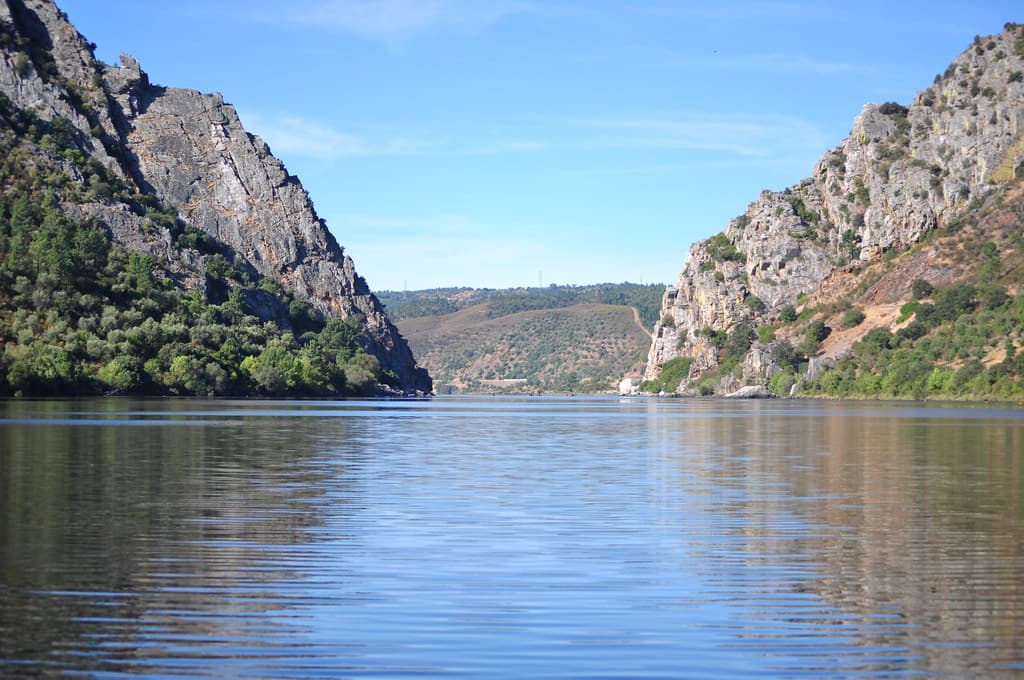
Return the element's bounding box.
[1,81,652,398]
[795,180,1024,402]
[641,203,1024,401]
[0,98,394,397]
[639,356,692,394]
[379,284,663,394]
[804,279,1024,400]
[395,302,651,394]
[641,320,765,395]
[0,193,396,397]
[645,281,1024,402]
[378,282,665,329]
[643,196,1024,401]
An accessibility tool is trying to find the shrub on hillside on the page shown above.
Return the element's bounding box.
[911,278,934,299]
[705,234,746,263]
[841,308,866,329]
[798,320,830,357]
[640,356,694,394]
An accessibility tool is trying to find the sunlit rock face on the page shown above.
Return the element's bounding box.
[645,27,1024,394]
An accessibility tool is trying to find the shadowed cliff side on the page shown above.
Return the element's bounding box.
[0,0,430,393]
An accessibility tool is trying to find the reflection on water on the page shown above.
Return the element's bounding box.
[0,397,1022,678]
[647,402,1024,677]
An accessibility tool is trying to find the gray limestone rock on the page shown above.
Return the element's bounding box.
[723,385,773,399]
[644,27,1024,395]
[0,0,430,393]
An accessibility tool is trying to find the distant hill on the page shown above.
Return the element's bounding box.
[378,284,663,393]
[378,282,665,326]
[644,24,1024,400]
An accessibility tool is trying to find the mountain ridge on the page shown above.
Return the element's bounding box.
[0,0,430,394]
[643,24,1024,398]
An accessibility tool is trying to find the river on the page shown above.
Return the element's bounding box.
[1,396,1022,678]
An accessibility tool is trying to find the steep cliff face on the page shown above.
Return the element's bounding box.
[645,26,1024,394]
[0,0,430,392]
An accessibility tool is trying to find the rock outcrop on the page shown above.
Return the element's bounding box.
[0,0,430,392]
[723,385,772,399]
[644,26,1024,394]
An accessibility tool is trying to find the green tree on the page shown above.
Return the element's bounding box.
[840,229,861,261]
[241,339,302,395]
[639,356,693,393]
[977,241,1002,285]
[768,369,796,396]
[979,285,1010,311]
[6,194,36,270]
[895,321,927,345]
[97,355,142,393]
[798,320,830,357]
[911,278,934,299]
[933,284,976,321]
[705,233,745,263]
[7,341,80,393]
[124,253,157,292]
[289,298,324,335]
[343,352,382,396]
[722,322,755,361]
[72,218,109,281]
[770,339,797,369]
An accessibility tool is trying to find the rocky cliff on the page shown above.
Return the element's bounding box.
[644,26,1024,395]
[0,0,430,393]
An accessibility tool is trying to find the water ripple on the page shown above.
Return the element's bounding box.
[1,397,1023,677]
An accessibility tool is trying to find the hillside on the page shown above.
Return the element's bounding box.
[643,24,1024,400]
[0,0,430,395]
[378,282,665,327]
[380,284,662,393]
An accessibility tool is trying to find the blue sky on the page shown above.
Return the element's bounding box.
[59,1,1019,291]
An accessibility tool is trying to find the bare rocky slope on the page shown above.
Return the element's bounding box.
[644,25,1024,396]
[0,0,430,393]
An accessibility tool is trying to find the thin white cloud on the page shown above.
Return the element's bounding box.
[577,113,828,157]
[338,214,647,290]
[338,214,549,288]
[638,1,852,24]
[240,112,437,159]
[454,139,549,155]
[240,108,826,164]
[281,0,540,44]
[240,111,553,160]
[336,213,482,235]
[571,45,868,77]
[720,52,868,76]
[551,157,813,178]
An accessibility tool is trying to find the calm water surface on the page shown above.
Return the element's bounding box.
[1,396,1023,678]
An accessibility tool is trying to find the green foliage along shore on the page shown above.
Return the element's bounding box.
[804,280,1024,401]
[0,88,401,397]
[0,192,395,397]
[639,356,693,394]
